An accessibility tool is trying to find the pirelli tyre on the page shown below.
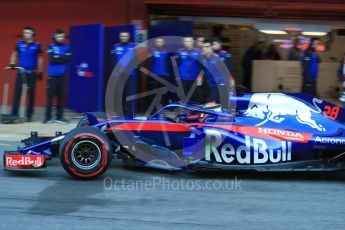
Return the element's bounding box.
[59,127,112,179]
[77,112,108,127]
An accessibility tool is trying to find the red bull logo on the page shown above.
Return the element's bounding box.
[4,155,45,169]
[205,130,292,164]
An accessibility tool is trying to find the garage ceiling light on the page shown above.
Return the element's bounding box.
[302,32,328,36]
[285,27,302,32]
[259,30,287,35]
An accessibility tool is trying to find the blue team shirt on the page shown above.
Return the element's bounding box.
[177,49,202,81]
[16,40,41,69]
[215,50,232,75]
[302,48,319,80]
[151,48,169,77]
[201,54,229,88]
[47,43,71,76]
[112,43,137,77]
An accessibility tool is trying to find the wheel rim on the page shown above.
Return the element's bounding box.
[71,140,102,170]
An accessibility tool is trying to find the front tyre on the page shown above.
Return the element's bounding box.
[59,127,112,179]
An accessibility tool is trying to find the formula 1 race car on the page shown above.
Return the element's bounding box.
[3,93,345,179]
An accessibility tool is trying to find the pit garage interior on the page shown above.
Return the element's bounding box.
[1,0,345,110]
[147,0,345,99]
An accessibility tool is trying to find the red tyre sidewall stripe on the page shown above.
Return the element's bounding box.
[64,133,109,178]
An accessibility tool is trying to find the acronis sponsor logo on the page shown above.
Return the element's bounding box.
[315,136,345,145]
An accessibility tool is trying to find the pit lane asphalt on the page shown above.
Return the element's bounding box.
[1,141,345,230]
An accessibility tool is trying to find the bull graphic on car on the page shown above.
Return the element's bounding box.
[244,93,326,131]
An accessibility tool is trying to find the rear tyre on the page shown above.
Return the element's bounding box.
[59,127,112,179]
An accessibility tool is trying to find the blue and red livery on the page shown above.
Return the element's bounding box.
[3,93,345,179]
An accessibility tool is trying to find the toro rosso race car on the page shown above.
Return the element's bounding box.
[3,93,345,179]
